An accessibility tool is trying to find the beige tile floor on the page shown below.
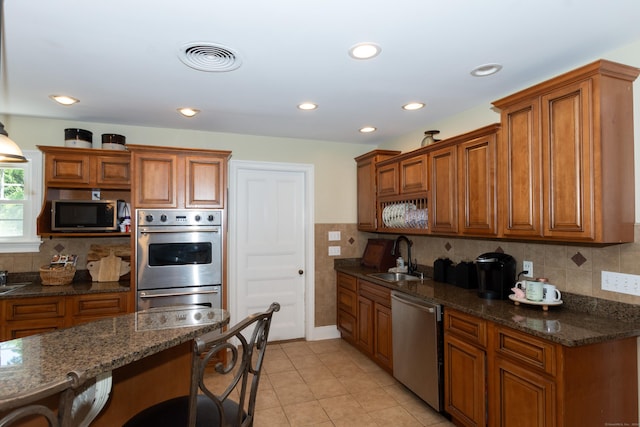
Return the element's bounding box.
[206,338,455,427]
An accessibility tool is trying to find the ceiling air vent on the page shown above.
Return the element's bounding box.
[178,42,242,72]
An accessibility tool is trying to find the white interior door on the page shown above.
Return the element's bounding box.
[229,161,313,341]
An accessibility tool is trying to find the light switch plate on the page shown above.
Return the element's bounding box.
[328,231,341,241]
[601,271,640,296]
[328,246,341,256]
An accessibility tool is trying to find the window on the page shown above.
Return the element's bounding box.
[0,150,42,252]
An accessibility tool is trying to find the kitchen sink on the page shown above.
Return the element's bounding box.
[367,272,422,282]
[0,283,29,296]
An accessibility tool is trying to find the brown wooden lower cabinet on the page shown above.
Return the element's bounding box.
[1,292,130,341]
[444,333,486,427]
[336,272,393,372]
[444,308,638,427]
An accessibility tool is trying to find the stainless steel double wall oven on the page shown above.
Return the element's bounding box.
[136,208,223,311]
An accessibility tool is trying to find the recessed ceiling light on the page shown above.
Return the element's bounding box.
[402,102,425,111]
[297,103,318,110]
[470,63,503,77]
[348,43,382,60]
[49,95,79,106]
[177,107,200,117]
[359,126,377,133]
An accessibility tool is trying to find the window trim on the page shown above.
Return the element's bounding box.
[0,150,43,253]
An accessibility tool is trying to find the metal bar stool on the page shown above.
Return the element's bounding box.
[125,302,280,427]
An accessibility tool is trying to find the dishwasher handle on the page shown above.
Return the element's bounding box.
[391,291,441,321]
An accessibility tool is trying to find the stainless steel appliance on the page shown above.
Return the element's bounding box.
[51,199,122,232]
[136,208,223,311]
[475,252,516,299]
[391,291,443,411]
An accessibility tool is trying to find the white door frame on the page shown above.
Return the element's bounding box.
[228,160,316,339]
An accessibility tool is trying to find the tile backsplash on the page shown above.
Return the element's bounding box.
[3,226,638,329]
[314,224,640,327]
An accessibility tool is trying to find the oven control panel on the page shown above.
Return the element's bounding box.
[137,209,222,226]
[135,305,224,331]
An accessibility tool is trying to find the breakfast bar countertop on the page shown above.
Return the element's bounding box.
[0,308,230,410]
[335,260,640,348]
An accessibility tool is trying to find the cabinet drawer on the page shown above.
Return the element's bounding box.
[492,325,557,376]
[72,293,128,317]
[336,272,357,292]
[337,311,356,342]
[4,297,66,321]
[5,319,66,340]
[358,280,391,307]
[443,309,487,348]
[337,287,357,317]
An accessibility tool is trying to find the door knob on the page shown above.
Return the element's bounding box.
[298,269,304,275]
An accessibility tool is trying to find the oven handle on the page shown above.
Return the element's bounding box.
[138,226,220,234]
[139,289,220,298]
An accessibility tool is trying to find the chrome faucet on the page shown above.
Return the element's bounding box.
[392,236,414,274]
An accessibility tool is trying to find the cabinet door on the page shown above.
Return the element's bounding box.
[499,99,542,238]
[444,333,486,427]
[430,145,458,234]
[490,357,556,427]
[133,151,178,208]
[184,155,225,208]
[95,155,131,188]
[373,302,392,371]
[459,133,497,236]
[376,162,399,197]
[357,156,377,231]
[46,153,91,186]
[356,295,374,355]
[400,154,427,194]
[541,80,594,240]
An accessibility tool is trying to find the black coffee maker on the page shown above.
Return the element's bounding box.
[475,252,516,299]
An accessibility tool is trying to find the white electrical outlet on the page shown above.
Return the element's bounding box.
[328,231,341,241]
[601,271,640,296]
[328,246,341,256]
[523,260,533,278]
[91,190,101,200]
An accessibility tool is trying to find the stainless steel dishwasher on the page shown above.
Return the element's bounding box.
[391,291,443,411]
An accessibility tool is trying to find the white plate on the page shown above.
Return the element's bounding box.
[509,294,563,309]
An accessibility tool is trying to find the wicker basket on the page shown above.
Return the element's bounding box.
[40,265,76,286]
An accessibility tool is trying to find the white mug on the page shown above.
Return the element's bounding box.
[525,280,543,301]
[543,284,561,302]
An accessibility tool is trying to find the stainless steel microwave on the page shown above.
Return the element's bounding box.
[51,200,120,232]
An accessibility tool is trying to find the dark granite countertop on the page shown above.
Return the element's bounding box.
[0,270,129,299]
[336,260,640,347]
[0,308,229,411]
[0,281,129,299]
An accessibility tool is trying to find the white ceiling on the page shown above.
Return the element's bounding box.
[2,0,640,145]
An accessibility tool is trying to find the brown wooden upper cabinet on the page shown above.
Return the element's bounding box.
[428,124,499,237]
[129,145,231,209]
[40,146,131,189]
[376,153,428,198]
[355,150,400,231]
[494,59,639,243]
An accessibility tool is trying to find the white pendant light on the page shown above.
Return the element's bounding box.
[0,122,27,162]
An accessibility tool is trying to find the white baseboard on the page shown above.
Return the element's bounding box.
[307,325,341,341]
